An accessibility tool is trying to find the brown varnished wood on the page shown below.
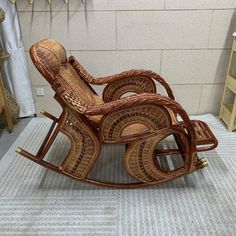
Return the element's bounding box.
[16,147,208,189]
[36,119,57,158]
[69,56,175,100]
[15,39,218,188]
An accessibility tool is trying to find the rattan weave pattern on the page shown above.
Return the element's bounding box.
[15,39,218,188]
[99,104,171,143]
[60,108,101,179]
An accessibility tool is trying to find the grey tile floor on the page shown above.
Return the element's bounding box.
[0,118,32,160]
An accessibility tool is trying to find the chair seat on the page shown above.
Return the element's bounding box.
[121,123,149,137]
[86,95,104,124]
[88,104,178,137]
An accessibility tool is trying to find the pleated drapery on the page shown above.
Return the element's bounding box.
[0,1,35,117]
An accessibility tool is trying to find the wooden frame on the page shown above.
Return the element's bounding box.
[16,39,218,188]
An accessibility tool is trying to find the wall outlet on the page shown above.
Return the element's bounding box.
[36,88,45,96]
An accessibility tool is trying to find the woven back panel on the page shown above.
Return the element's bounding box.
[59,64,95,106]
[30,39,103,110]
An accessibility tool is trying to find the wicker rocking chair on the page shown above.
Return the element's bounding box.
[16,39,218,188]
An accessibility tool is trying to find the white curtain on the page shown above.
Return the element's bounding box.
[0,1,35,117]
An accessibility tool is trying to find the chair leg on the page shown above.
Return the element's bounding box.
[15,109,210,188]
[173,133,186,160]
[35,111,62,160]
[37,124,61,160]
[16,146,206,189]
[36,119,58,158]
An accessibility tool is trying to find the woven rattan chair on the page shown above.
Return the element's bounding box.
[16,39,218,188]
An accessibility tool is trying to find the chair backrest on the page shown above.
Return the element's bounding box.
[30,39,103,113]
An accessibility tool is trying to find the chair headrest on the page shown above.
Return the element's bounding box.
[30,39,67,79]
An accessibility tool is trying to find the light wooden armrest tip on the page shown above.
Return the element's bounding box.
[40,110,46,115]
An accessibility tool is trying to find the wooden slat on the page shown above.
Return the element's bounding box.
[219,36,236,131]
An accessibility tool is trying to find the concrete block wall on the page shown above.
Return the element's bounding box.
[17,0,236,116]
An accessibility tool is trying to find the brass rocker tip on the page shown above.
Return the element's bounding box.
[15,147,22,154]
[201,161,208,168]
[200,157,207,162]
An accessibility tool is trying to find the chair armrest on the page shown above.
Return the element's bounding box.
[69,56,95,83]
[99,70,175,102]
[69,56,175,100]
[98,69,174,100]
[86,94,178,115]
[86,93,197,172]
[85,93,195,141]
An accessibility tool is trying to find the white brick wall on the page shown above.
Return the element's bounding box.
[17,0,236,116]
[117,11,212,49]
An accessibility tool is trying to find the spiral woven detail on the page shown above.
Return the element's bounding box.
[137,142,157,182]
[125,129,189,183]
[125,134,166,183]
[103,76,156,102]
[61,109,100,178]
[100,104,171,142]
[65,119,86,174]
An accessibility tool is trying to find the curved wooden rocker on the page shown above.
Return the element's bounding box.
[16,39,218,188]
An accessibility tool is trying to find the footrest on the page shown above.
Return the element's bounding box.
[180,120,218,152]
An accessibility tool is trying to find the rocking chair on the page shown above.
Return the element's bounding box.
[16,39,218,188]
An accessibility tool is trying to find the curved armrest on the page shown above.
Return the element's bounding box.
[69,56,175,100]
[85,93,194,139]
[99,70,175,101]
[86,93,197,172]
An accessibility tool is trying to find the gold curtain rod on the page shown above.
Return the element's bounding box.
[9,0,85,4]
